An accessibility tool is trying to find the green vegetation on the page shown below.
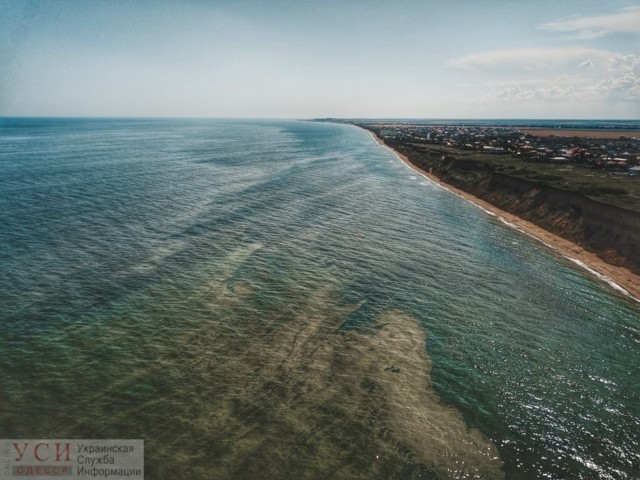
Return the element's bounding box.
[393,142,640,213]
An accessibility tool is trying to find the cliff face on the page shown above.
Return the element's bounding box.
[393,143,640,275]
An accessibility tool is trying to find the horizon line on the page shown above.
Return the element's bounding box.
[1,115,639,121]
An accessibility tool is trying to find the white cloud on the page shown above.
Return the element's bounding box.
[451,48,640,104]
[539,5,640,39]
[587,54,640,101]
[449,47,611,75]
[484,55,640,103]
[449,5,640,111]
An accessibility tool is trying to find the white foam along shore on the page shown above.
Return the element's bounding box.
[357,126,640,304]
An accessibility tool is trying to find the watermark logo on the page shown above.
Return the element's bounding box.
[1,440,143,480]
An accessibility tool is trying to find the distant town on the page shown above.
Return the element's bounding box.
[355,122,640,176]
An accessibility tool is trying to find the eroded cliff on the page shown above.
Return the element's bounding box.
[386,140,640,276]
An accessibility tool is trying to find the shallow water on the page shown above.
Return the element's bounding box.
[0,118,638,479]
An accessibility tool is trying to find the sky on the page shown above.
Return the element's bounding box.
[1,0,639,119]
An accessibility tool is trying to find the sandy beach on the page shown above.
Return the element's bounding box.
[364,128,640,303]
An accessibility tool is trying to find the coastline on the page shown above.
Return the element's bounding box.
[361,127,640,304]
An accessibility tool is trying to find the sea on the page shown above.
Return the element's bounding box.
[0,118,638,479]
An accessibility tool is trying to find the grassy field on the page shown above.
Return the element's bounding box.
[520,128,640,139]
[401,142,640,213]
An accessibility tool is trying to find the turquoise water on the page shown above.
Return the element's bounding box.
[0,118,638,479]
